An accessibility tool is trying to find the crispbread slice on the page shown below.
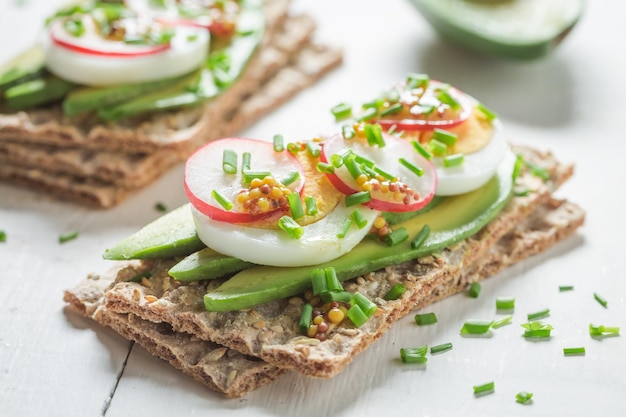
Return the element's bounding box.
[100,146,583,378]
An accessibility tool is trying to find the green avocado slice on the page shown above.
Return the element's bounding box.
[409,0,585,59]
[202,151,516,311]
[0,45,45,94]
[4,75,76,111]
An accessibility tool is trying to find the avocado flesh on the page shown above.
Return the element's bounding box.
[203,151,516,311]
[103,205,205,260]
[409,0,584,59]
[0,45,45,93]
[4,75,76,111]
[168,247,253,282]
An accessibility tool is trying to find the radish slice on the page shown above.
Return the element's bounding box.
[320,132,437,212]
[184,138,306,224]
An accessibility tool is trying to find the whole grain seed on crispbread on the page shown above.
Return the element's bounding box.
[99,146,583,378]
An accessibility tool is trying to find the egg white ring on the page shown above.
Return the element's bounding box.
[191,203,379,267]
[433,117,507,196]
[42,22,209,86]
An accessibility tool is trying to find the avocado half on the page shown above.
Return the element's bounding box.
[408,0,585,59]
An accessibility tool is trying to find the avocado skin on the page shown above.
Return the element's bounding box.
[168,247,253,282]
[409,0,584,59]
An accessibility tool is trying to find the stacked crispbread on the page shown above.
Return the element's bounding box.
[64,145,585,397]
[0,0,342,207]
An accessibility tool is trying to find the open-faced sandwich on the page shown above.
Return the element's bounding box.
[0,0,342,207]
[64,74,585,397]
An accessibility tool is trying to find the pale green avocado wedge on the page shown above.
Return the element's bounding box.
[0,45,45,93]
[168,247,253,282]
[103,205,205,260]
[408,0,585,59]
[203,151,516,311]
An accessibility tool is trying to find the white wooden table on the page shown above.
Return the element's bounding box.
[1,1,625,416]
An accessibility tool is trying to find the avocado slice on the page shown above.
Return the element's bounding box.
[168,247,253,282]
[103,204,205,260]
[408,0,584,59]
[203,151,516,311]
[4,75,76,111]
[0,45,46,93]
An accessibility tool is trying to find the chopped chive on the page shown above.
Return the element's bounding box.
[324,267,343,292]
[345,191,371,207]
[385,88,401,103]
[222,149,237,174]
[0,230,6,242]
[348,210,367,229]
[461,320,493,335]
[594,292,608,308]
[468,282,481,298]
[383,283,406,301]
[364,123,385,147]
[432,129,457,146]
[277,216,303,239]
[380,102,403,117]
[516,391,533,404]
[243,170,271,183]
[351,292,377,317]
[341,124,356,140]
[241,151,251,172]
[356,107,378,122]
[411,140,432,160]
[512,154,524,180]
[337,218,353,239]
[304,196,318,216]
[310,268,328,296]
[154,202,167,213]
[429,139,448,156]
[372,165,396,181]
[286,142,301,154]
[299,303,313,334]
[406,73,429,89]
[384,227,409,247]
[559,285,574,292]
[343,155,363,179]
[563,347,586,356]
[525,161,550,181]
[353,153,375,168]
[410,225,430,249]
[492,315,513,329]
[527,308,550,321]
[331,102,352,120]
[399,157,424,177]
[473,381,495,396]
[410,104,437,117]
[496,297,515,310]
[415,312,438,326]
[477,102,497,121]
[281,171,300,186]
[58,231,79,244]
[347,304,369,327]
[387,124,398,135]
[273,134,284,152]
[362,98,384,110]
[514,187,531,197]
[437,89,461,110]
[400,346,428,364]
[287,192,304,219]
[321,290,353,303]
[430,342,453,354]
[589,324,620,337]
[306,140,322,157]
[443,154,464,167]
[211,189,233,210]
[316,162,335,174]
[360,163,379,179]
[521,321,553,338]
[330,153,344,168]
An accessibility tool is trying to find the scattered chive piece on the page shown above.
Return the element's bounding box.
[353,153,375,168]
[222,149,238,174]
[559,285,574,292]
[443,154,464,167]
[321,290,353,303]
[492,315,513,329]
[380,102,403,117]
[277,216,303,239]
[305,196,318,216]
[281,171,300,186]
[346,304,369,327]
[362,98,384,110]
[516,391,533,404]
[350,210,368,229]
[316,162,335,174]
[400,346,428,364]
[273,134,284,152]
[211,190,233,210]
[364,123,385,147]
[383,283,406,301]
[496,297,515,310]
[351,292,377,317]
[287,192,304,219]
[58,231,79,244]
[337,218,353,239]
[429,139,447,156]
[0,230,6,242]
[468,282,481,298]
[525,161,550,181]
[399,157,424,177]
[514,187,531,197]
[310,268,328,296]
[477,102,497,121]
[345,191,371,207]
[286,142,301,154]
[324,267,343,292]
[461,320,493,335]
[593,292,608,308]
[298,303,313,334]
[154,202,167,213]
[406,73,429,89]
[342,124,356,140]
[521,321,553,338]
[432,128,457,146]
[410,224,430,249]
[360,163,378,179]
[331,102,352,120]
[473,381,495,396]
[372,166,396,182]
[384,227,409,247]
[343,155,363,179]
[330,153,344,168]
[385,88,400,103]
[527,308,550,321]
[437,89,460,110]
[563,347,586,356]
[430,342,453,355]
[512,154,524,180]
[306,140,322,157]
[411,140,432,160]
[356,106,378,122]
[241,151,251,172]
[589,324,620,337]
[243,170,271,183]
[415,312,438,326]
